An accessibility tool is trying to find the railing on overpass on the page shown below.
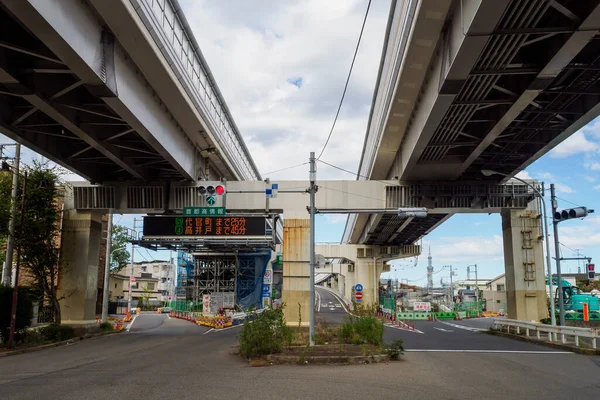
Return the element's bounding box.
[385,181,539,209]
[492,318,599,350]
[133,0,260,181]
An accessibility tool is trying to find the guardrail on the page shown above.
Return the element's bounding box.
[492,318,599,349]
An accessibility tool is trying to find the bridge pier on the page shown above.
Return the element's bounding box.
[282,217,311,326]
[58,210,103,327]
[501,206,547,322]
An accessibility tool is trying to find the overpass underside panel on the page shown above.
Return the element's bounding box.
[0,0,197,182]
[407,0,600,181]
[363,214,447,246]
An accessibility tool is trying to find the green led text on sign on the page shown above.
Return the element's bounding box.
[183,207,226,216]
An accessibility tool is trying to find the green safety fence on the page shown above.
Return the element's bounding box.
[454,301,483,312]
[166,300,203,312]
[396,312,428,320]
[432,312,457,319]
[564,312,600,321]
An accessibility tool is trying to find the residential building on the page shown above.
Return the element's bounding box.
[483,274,507,312]
[109,274,160,302]
[111,260,175,302]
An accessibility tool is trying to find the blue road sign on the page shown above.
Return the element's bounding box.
[355,284,363,292]
[262,284,270,295]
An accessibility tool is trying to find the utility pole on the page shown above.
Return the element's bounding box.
[127,218,138,312]
[475,264,479,315]
[308,152,316,346]
[101,211,113,322]
[2,143,20,286]
[550,184,566,326]
[8,170,26,348]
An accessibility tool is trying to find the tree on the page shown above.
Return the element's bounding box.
[0,284,33,343]
[17,162,63,324]
[110,224,131,273]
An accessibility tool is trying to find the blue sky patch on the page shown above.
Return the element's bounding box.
[287,77,303,88]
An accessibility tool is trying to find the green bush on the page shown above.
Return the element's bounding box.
[39,324,74,342]
[238,306,294,358]
[99,322,114,333]
[385,339,404,360]
[338,315,384,346]
[0,284,34,343]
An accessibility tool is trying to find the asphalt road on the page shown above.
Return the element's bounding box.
[1,314,600,399]
[315,286,348,324]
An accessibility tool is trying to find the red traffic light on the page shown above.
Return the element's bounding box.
[588,264,595,271]
[215,185,226,195]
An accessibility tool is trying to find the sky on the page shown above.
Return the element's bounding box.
[1,0,599,287]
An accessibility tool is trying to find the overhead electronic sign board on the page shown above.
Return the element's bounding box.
[143,216,266,237]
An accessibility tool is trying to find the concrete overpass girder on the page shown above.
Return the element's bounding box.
[0,0,198,182]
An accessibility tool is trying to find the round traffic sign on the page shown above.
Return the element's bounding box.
[355,292,363,300]
[355,284,363,292]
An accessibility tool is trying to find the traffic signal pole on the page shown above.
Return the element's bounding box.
[550,184,566,326]
[309,152,316,346]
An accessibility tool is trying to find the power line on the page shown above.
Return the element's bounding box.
[263,162,308,176]
[317,0,372,160]
[317,159,390,184]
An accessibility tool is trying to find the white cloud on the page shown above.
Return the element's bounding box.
[432,235,504,264]
[585,161,600,171]
[538,172,555,180]
[584,175,596,183]
[557,218,600,249]
[555,183,575,194]
[515,170,532,180]
[595,185,600,191]
[549,131,600,158]
[180,0,391,179]
[324,214,348,224]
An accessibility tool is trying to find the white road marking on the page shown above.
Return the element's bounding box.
[315,287,353,315]
[384,323,424,334]
[404,349,572,354]
[433,327,454,332]
[205,324,244,333]
[439,321,485,332]
[125,315,139,332]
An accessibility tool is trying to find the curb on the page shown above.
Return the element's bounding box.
[261,353,389,365]
[484,329,600,356]
[0,332,111,358]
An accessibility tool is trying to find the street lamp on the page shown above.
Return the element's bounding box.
[481,169,555,327]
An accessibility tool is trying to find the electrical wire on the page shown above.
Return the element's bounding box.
[318,185,387,203]
[317,159,391,184]
[317,0,372,160]
[263,162,309,176]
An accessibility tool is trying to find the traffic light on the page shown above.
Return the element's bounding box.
[197,183,226,196]
[553,207,594,222]
[587,264,595,280]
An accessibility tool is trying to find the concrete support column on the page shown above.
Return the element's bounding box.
[501,207,547,322]
[58,210,103,326]
[356,259,376,306]
[282,218,310,326]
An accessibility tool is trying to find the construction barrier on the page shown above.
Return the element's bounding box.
[396,312,429,320]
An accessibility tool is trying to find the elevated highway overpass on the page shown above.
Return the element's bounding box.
[0,0,259,183]
[345,0,600,247]
[342,0,600,322]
